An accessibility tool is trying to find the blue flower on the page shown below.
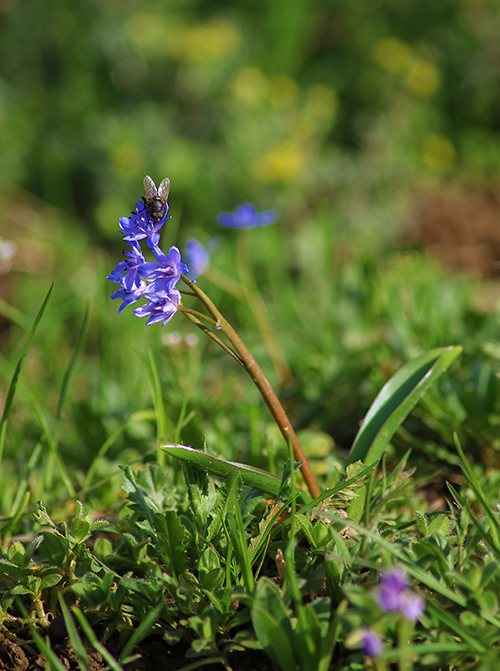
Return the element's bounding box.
[378,569,408,612]
[376,569,425,622]
[133,285,181,326]
[108,271,147,313]
[217,204,278,229]
[361,629,383,658]
[107,240,148,313]
[185,238,210,279]
[139,245,188,293]
[109,183,189,327]
[119,201,171,248]
[399,590,425,622]
[109,240,145,290]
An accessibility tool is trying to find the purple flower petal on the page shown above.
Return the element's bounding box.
[139,245,188,282]
[133,288,180,326]
[119,201,171,247]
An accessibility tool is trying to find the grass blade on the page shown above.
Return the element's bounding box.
[16,599,67,671]
[55,300,90,427]
[72,606,125,671]
[0,283,54,464]
[119,603,163,662]
[59,594,90,671]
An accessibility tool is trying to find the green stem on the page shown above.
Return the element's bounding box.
[180,275,321,499]
[178,307,245,367]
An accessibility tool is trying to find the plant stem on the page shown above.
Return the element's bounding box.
[180,275,321,499]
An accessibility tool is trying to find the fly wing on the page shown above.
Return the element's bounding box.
[157,178,171,204]
[143,175,158,202]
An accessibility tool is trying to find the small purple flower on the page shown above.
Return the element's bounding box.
[133,286,181,326]
[361,629,383,657]
[378,569,408,612]
[109,276,147,313]
[376,569,425,621]
[217,204,278,229]
[119,201,171,248]
[138,245,188,297]
[185,238,210,279]
[399,591,425,622]
[108,240,146,291]
[108,240,148,312]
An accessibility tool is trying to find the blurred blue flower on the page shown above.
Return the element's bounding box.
[185,238,210,279]
[361,629,383,657]
[399,591,425,622]
[119,201,171,248]
[378,569,408,612]
[377,569,424,621]
[217,204,278,229]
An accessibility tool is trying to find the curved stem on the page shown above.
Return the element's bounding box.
[178,307,245,367]
[180,275,321,499]
[179,306,220,328]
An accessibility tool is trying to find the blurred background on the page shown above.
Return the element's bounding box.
[0,0,499,251]
[1,0,500,497]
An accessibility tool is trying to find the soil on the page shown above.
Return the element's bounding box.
[410,184,500,276]
[0,631,274,671]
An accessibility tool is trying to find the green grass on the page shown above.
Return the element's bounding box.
[0,185,500,671]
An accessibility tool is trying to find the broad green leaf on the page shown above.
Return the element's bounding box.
[206,472,243,542]
[153,511,188,576]
[161,444,311,503]
[347,346,462,465]
[121,464,173,530]
[428,514,451,537]
[40,573,63,590]
[252,578,295,671]
[295,601,323,671]
[416,511,428,537]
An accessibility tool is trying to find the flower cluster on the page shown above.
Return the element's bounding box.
[108,185,280,324]
[108,200,188,326]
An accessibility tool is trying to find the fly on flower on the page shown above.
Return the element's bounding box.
[143,175,171,223]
